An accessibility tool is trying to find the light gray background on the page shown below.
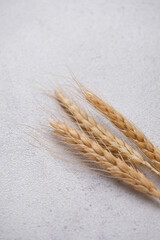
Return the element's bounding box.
[1,0,160,239]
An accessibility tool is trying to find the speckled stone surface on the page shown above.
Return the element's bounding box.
[0,0,160,239]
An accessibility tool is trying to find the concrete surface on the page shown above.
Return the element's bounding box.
[0,0,160,239]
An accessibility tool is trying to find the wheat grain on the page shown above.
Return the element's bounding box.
[49,121,160,199]
[83,89,160,168]
[55,91,160,176]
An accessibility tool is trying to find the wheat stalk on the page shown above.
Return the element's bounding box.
[83,89,160,168]
[55,91,160,176]
[49,121,160,199]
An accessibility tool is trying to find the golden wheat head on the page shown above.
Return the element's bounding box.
[83,89,160,168]
[49,121,160,199]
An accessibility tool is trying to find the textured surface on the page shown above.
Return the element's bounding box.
[0,0,160,239]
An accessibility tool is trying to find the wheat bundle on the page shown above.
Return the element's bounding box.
[55,91,160,176]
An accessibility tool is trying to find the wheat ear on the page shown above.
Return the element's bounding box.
[55,91,160,176]
[49,121,160,199]
[83,89,160,167]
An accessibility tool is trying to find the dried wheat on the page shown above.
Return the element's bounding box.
[84,89,160,168]
[55,91,160,176]
[49,121,160,199]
